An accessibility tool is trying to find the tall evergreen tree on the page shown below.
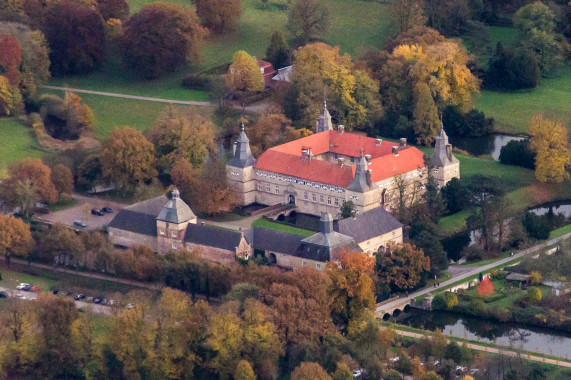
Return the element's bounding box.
[265,30,290,69]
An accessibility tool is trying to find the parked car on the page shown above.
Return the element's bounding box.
[29,286,41,292]
[101,207,113,213]
[49,289,59,295]
[353,369,364,378]
[93,298,102,304]
[126,303,135,309]
[86,296,94,303]
[91,208,104,216]
[73,220,87,228]
[0,291,8,298]
[107,299,116,306]
[16,283,31,291]
[74,294,86,300]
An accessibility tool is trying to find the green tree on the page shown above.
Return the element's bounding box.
[266,30,290,69]
[332,362,353,380]
[441,177,467,214]
[444,340,462,363]
[413,230,447,276]
[413,81,440,145]
[100,126,157,191]
[526,286,542,303]
[390,0,426,34]
[291,362,332,380]
[286,0,330,44]
[340,200,354,219]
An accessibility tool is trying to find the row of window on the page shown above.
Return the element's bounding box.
[159,229,178,238]
[255,171,345,193]
[303,191,340,207]
[258,182,281,194]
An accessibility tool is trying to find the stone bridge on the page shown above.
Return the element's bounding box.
[375,296,417,320]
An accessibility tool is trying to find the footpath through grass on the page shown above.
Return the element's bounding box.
[252,218,315,237]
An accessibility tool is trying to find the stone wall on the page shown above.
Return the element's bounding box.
[358,228,403,253]
[272,251,326,271]
[108,227,158,251]
[184,243,236,265]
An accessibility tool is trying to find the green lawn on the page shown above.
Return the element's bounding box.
[252,218,315,237]
[0,118,46,177]
[476,65,571,135]
[438,210,471,233]
[41,89,213,139]
[0,267,59,291]
[550,224,571,239]
[488,26,519,49]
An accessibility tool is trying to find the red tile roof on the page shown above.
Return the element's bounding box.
[254,131,426,187]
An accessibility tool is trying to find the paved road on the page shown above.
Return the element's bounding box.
[376,232,571,314]
[387,327,571,368]
[42,86,271,113]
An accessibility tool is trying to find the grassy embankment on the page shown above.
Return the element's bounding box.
[252,218,315,237]
[0,118,45,177]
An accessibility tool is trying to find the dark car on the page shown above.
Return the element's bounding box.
[93,298,102,304]
[101,207,113,213]
[49,289,59,295]
[91,208,104,216]
[74,294,86,300]
[0,291,8,298]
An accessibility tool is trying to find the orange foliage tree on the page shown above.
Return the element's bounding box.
[0,34,22,86]
[327,250,376,324]
[477,276,494,297]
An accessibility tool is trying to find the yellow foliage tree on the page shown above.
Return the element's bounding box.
[227,50,264,94]
[529,113,570,183]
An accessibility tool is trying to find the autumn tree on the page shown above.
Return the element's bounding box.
[35,223,85,264]
[0,75,21,116]
[287,0,330,44]
[0,34,22,86]
[0,22,50,101]
[100,126,157,191]
[390,0,426,34]
[0,214,33,265]
[266,30,290,69]
[235,360,256,380]
[34,293,80,378]
[291,362,332,380]
[477,276,494,297]
[123,3,207,78]
[227,50,264,110]
[0,0,26,22]
[42,1,106,75]
[412,81,440,145]
[285,43,381,131]
[248,110,295,156]
[376,242,430,292]
[194,0,240,34]
[327,250,376,325]
[0,158,58,214]
[526,286,542,303]
[51,164,74,197]
[149,107,216,171]
[96,0,129,21]
[528,113,570,183]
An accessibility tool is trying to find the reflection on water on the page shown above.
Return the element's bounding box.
[448,134,524,161]
[396,309,571,358]
[530,204,571,219]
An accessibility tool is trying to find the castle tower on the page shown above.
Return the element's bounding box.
[346,149,377,214]
[316,100,333,133]
[431,123,460,187]
[156,188,197,253]
[227,122,256,206]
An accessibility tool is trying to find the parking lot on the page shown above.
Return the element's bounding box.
[41,194,126,231]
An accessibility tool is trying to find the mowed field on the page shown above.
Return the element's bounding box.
[475,65,571,135]
[0,118,45,177]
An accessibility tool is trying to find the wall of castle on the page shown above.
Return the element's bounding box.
[108,228,158,251]
[271,251,326,271]
[184,243,236,265]
[357,227,403,254]
[227,166,256,206]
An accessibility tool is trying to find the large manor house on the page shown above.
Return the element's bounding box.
[109,102,460,270]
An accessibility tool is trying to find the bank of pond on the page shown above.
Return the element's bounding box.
[391,309,571,359]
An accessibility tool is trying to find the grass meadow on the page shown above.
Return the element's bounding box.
[0,118,45,177]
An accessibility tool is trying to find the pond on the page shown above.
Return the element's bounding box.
[530,203,571,219]
[393,309,571,358]
[448,134,525,161]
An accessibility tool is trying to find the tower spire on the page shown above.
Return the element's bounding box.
[316,95,333,133]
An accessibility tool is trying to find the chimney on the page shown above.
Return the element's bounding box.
[337,157,345,168]
[338,125,345,135]
[320,212,334,234]
[365,154,371,163]
[233,141,237,155]
[400,138,407,148]
[366,169,373,186]
[392,146,399,156]
[351,209,357,219]
[201,221,205,226]
[376,138,382,146]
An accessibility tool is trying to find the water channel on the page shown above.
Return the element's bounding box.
[393,309,571,358]
[448,134,525,161]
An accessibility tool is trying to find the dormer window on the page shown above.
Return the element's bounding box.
[171,231,177,238]
[172,243,178,250]
[159,229,165,236]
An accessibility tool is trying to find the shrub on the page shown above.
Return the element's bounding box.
[490,270,506,280]
[442,105,494,137]
[431,293,446,310]
[444,292,458,309]
[529,271,542,285]
[522,212,550,240]
[527,286,542,303]
[477,276,494,297]
[499,139,535,169]
[181,73,212,91]
[484,43,540,90]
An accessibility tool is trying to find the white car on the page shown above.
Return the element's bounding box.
[352,369,363,378]
[16,283,31,290]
